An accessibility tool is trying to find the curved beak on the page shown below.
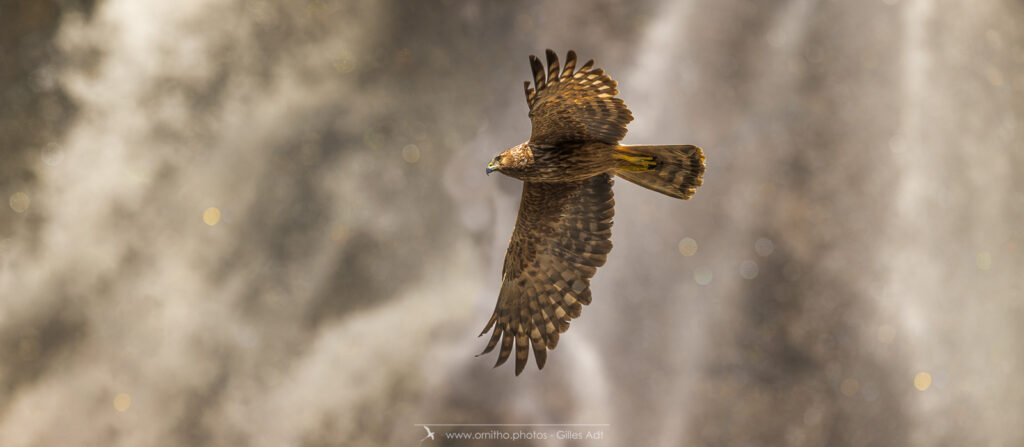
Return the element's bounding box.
[485,161,498,175]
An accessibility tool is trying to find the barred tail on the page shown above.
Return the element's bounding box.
[614,145,706,200]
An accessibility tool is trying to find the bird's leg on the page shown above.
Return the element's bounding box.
[613,152,657,172]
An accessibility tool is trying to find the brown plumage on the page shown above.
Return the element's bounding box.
[481,50,707,375]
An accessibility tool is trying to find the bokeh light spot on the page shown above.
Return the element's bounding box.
[203,207,221,226]
[975,252,991,270]
[914,372,932,391]
[802,405,823,426]
[402,144,420,163]
[840,379,859,397]
[694,267,713,285]
[41,143,64,166]
[739,260,759,279]
[9,192,30,213]
[678,237,698,256]
[113,393,132,412]
[755,237,775,257]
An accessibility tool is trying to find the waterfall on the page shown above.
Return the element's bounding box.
[0,0,1021,445]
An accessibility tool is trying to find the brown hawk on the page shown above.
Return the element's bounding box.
[479,50,706,375]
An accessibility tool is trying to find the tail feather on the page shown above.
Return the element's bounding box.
[614,145,705,200]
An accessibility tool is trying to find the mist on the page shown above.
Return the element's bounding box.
[1,0,1022,445]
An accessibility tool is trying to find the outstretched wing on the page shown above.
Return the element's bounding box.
[524,49,634,146]
[479,174,614,375]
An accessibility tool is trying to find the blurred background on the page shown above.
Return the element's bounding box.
[1,0,1022,445]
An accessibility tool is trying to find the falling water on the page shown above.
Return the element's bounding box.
[1,0,1021,446]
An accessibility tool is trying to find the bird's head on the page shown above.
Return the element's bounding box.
[486,142,532,177]
[485,155,501,175]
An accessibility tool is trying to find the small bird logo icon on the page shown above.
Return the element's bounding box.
[419,426,436,444]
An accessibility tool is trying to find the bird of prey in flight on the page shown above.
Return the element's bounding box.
[479,50,706,375]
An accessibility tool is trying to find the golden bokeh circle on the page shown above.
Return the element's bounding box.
[975,252,992,270]
[840,379,859,397]
[678,237,698,256]
[694,267,713,285]
[914,372,932,391]
[402,144,421,163]
[113,393,132,412]
[9,192,30,213]
[203,207,221,226]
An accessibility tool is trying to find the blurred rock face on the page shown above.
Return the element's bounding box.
[1,0,1022,446]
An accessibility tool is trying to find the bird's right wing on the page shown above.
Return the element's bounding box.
[524,50,634,146]
[478,174,614,375]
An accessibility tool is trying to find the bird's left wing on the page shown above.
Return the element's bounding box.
[478,174,614,375]
[524,49,633,146]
